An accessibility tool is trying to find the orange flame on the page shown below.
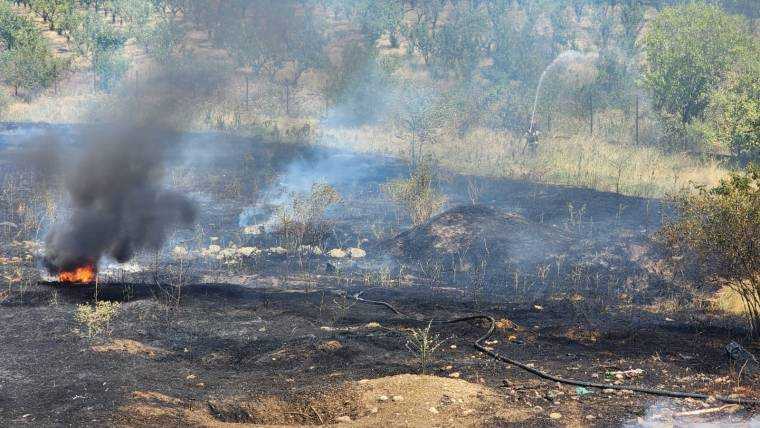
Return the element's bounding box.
[59,264,96,283]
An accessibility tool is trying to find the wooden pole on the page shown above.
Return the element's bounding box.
[589,92,594,136]
[635,95,640,145]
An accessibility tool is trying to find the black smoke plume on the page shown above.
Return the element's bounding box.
[43,126,196,274]
[43,65,223,274]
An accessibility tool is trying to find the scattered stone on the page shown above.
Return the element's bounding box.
[328,248,347,258]
[603,388,614,394]
[428,407,439,414]
[365,322,381,329]
[237,247,260,257]
[348,247,366,258]
[378,395,389,402]
[172,246,189,259]
[450,345,457,349]
[186,374,196,380]
[449,372,461,379]
[243,225,263,235]
[319,340,343,351]
[392,395,404,402]
[609,368,644,379]
[207,244,221,254]
[368,407,379,414]
[586,415,596,420]
[268,246,288,255]
[218,248,237,259]
[549,412,562,419]
[461,409,476,416]
[335,415,352,423]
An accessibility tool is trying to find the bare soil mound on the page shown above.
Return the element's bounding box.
[385,205,571,276]
[353,374,531,427]
[118,374,530,427]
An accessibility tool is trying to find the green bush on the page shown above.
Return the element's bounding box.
[661,165,760,335]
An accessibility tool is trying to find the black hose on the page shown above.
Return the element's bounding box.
[354,289,760,406]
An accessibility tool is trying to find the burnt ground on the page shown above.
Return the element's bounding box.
[1,123,759,427]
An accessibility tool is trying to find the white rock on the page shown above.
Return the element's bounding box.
[428,407,439,414]
[172,246,189,259]
[328,248,347,258]
[268,246,288,255]
[207,244,221,254]
[237,247,260,257]
[378,395,389,402]
[348,247,366,258]
[218,248,237,259]
[243,225,263,235]
[549,412,562,419]
[392,395,404,402]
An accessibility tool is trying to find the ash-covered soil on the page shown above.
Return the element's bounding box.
[1,283,758,427]
[1,123,758,427]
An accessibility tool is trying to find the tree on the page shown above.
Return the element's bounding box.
[708,57,760,161]
[641,4,753,128]
[0,24,63,98]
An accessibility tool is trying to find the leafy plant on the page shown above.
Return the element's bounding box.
[661,165,760,335]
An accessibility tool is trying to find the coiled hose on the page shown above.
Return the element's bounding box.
[354,289,760,406]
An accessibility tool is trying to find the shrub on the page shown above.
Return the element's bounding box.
[276,183,341,249]
[75,300,121,339]
[661,165,760,335]
[383,161,447,226]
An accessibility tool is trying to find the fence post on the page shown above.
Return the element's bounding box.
[589,92,594,136]
[635,95,640,145]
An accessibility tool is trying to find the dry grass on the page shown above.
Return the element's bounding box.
[319,123,727,198]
